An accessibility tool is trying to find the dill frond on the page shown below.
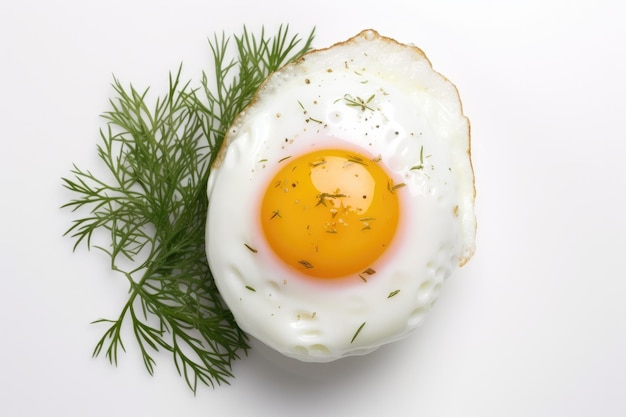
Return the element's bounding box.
[61,25,315,393]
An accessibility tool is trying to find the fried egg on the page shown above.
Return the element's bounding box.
[206,29,475,362]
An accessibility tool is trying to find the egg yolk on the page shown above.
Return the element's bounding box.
[260,149,401,279]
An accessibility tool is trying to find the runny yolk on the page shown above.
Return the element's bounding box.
[260,149,401,279]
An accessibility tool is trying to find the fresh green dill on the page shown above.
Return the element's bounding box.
[315,192,346,207]
[310,158,326,167]
[360,217,374,231]
[410,145,425,170]
[345,154,367,166]
[387,180,406,193]
[61,25,314,393]
[351,322,366,343]
[387,289,401,298]
[335,93,375,111]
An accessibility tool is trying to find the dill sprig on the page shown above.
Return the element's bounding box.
[199,25,315,164]
[61,25,315,393]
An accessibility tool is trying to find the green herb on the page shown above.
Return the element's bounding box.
[387,180,406,193]
[61,25,314,393]
[310,158,326,167]
[345,154,367,166]
[298,100,324,124]
[335,93,375,111]
[387,289,401,298]
[315,192,346,207]
[351,322,366,343]
[245,285,257,292]
[244,243,258,253]
[410,146,425,170]
[358,267,376,282]
[359,217,375,231]
[298,260,314,269]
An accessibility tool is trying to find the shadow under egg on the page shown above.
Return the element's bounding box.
[247,334,401,384]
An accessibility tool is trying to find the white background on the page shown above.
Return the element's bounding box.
[2,1,625,416]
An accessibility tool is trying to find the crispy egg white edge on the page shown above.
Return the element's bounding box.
[206,29,475,362]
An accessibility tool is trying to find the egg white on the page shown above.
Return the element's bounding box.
[206,29,475,362]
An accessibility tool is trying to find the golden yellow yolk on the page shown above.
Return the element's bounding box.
[260,149,401,279]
